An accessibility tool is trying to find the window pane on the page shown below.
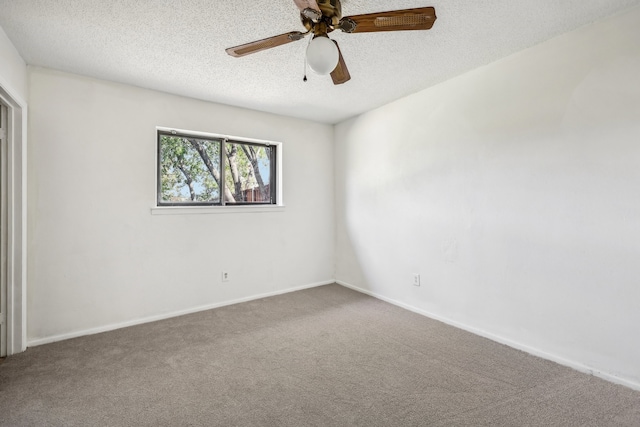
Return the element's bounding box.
[159,135,221,204]
[224,142,272,204]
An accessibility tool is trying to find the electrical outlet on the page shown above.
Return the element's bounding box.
[221,271,229,282]
[413,274,421,287]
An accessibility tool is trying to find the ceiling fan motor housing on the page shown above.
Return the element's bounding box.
[317,0,342,20]
[302,0,342,31]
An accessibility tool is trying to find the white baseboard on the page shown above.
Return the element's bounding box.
[27,280,334,347]
[336,280,640,392]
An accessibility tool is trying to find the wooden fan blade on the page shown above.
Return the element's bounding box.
[293,0,321,14]
[226,31,307,57]
[339,7,436,33]
[331,41,351,85]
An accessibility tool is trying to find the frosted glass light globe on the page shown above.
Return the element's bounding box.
[306,36,339,75]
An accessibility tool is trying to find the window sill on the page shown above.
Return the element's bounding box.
[151,205,285,215]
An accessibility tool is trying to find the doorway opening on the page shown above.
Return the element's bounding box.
[0,82,27,356]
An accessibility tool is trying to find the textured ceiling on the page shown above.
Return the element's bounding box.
[1,0,639,124]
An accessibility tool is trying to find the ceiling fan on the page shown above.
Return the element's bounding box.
[225,0,437,85]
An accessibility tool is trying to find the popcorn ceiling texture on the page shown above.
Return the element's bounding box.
[0,0,638,123]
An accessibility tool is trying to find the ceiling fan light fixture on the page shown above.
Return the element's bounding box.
[225,1,437,85]
[306,35,339,75]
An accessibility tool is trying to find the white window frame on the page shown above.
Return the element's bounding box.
[151,127,284,215]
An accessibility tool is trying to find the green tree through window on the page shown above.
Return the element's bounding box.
[158,131,275,206]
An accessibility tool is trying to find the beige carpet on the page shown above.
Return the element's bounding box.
[1,284,639,426]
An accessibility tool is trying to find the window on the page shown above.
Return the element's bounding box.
[157,130,276,206]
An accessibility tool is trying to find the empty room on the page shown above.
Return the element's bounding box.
[1,0,639,425]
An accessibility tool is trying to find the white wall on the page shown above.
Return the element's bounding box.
[27,68,334,343]
[0,25,27,101]
[335,7,640,388]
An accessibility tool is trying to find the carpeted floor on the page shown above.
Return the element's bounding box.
[1,284,639,426]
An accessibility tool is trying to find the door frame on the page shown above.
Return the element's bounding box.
[1,102,7,356]
[0,80,27,356]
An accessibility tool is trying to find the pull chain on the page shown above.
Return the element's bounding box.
[303,34,313,82]
[303,58,307,82]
